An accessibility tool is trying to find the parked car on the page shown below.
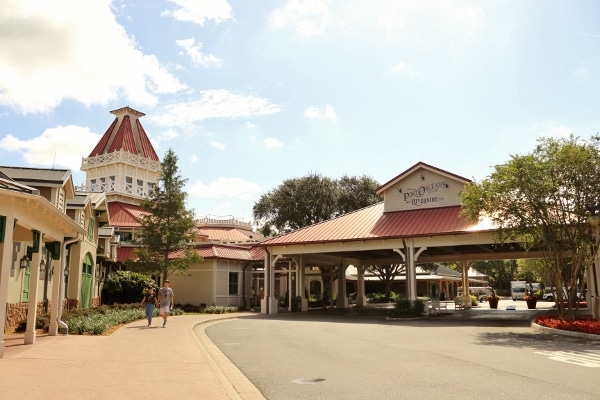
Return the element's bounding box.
[542,287,583,302]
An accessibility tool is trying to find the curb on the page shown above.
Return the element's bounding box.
[191,315,267,400]
[531,322,600,341]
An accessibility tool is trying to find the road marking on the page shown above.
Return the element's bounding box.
[535,350,600,368]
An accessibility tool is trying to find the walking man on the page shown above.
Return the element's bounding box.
[158,280,174,328]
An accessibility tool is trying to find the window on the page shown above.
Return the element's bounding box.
[90,179,97,191]
[137,179,144,195]
[109,176,115,192]
[88,218,95,241]
[117,231,133,242]
[147,182,154,193]
[99,177,106,191]
[228,272,239,295]
[126,176,133,193]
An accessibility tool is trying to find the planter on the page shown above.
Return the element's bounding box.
[525,297,538,309]
[488,296,499,309]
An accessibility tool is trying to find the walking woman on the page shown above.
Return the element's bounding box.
[140,287,158,327]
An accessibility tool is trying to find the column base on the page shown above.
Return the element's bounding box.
[24,331,36,345]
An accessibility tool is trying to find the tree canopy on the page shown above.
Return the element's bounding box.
[460,135,600,318]
[131,149,202,280]
[253,172,381,236]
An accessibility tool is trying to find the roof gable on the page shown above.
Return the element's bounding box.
[376,162,471,213]
[107,201,148,227]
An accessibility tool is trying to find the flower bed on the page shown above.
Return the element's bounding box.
[536,315,600,335]
[552,302,587,308]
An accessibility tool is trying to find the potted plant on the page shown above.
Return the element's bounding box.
[524,283,538,309]
[487,287,499,309]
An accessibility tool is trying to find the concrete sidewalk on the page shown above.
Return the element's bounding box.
[0,313,266,400]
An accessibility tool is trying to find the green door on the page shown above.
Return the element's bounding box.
[80,254,93,309]
[22,262,31,302]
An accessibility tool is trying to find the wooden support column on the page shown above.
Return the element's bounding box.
[461,260,471,309]
[25,230,43,344]
[336,260,349,308]
[263,252,281,315]
[299,256,308,311]
[0,212,15,358]
[48,241,62,336]
[355,265,366,307]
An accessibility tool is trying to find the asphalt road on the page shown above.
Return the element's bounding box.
[206,304,600,400]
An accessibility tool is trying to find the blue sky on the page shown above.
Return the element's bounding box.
[1,0,599,222]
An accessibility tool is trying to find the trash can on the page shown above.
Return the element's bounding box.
[291,296,301,312]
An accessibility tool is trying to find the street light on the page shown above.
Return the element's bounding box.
[20,255,29,269]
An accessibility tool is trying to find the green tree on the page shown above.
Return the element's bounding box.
[460,135,600,319]
[253,173,380,235]
[133,149,202,280]
[336,175,381,214]
[367,264,405,299]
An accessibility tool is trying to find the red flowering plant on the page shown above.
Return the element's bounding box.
[536,315,600,335]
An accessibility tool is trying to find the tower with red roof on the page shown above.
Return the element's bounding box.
[81,106,160,206]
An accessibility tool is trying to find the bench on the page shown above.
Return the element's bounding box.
[454,297,466,310]
[430,298,448,314]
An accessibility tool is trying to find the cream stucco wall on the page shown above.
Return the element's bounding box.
[167,259,253,307]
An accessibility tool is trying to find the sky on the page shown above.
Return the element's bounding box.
[1,0,599,223]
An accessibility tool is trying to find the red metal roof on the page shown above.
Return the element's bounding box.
[107,202,148,227]
[117,247,137,263]
[197,226,265,242]
[260,204,493,246]
[88,107,159,161]
[118,244,264,264]
[136,119,159,161]
[170,244,264,262]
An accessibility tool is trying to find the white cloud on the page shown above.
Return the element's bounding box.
[264,138,284,148]
[0,125,100,170]
[535,123,573,139]
[210,140,226,150]
[271,0,485,43]
[176,38,222,68]
[392,62,421,77]
[499,121,575,157]
[162,0,233,25]
[0,0,186,114]
[246,122,257,129]
[304,104,337,121]
[151,89,282,126]
[271,0,333,37]
[151,128,180,149]
[377,1,485,42]
[190,154,198,163]
[188,177,262,200]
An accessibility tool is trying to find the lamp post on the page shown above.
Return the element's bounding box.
[587,206,600,319]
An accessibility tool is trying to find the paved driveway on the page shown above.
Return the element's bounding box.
[206,304,599,400]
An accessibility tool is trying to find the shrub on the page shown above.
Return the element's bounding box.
[470,295,478,306]
[367,292,391,303]
[102,271,157,305]
[204,305,240,314]
[388,299,425,318]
